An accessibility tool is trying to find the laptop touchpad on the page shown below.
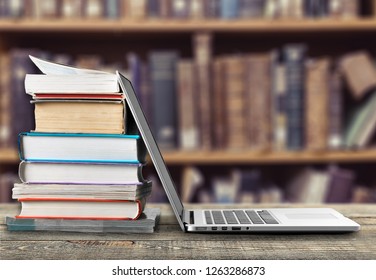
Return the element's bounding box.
[285,213,338,220]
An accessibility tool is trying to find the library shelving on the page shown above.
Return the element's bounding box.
[1,16,376,204]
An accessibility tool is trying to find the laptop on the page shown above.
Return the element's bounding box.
[117,72,360,233]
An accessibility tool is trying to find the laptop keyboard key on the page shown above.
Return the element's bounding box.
[223,211,239,224]
[204,211,213,224]
[246,210,264,224]
[234,210,251,224]
[212,211,226,224]
[257,210,279,224]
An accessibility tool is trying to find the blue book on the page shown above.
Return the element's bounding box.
[18,132,146,163]
[220,0,239,19]
[104,0,121,19]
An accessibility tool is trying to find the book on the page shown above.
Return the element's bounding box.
[325,165,355,203]
[0,53,11,147]
[18,132,146,163]
[18,161,144,184]
[245,53,272,151]
[204,0,220,18]
[25,74,120,94]
[148,0,160,18]
[328,66,343,149]
[239,0,265,18]
[194,33,212,150]
[190,0,204,19]
[340,51,376,99]
[15,197,146,220]
[33,0,62,19]
[283,44,307,150]
[6,208,160,233]
[177,60,199,150]
[212,57,226,150]
[12,181,152,200]
[224,55,247,150]
[172,0,189,18]
[305,57,330,151]
[104,0,121,19]
[82,0,103,18]
[181,166,203,202]
[128,0,147,19]
[62,0,83,18]
[149,51,179,149]
[344,91,376,148]
[0,173,18,203]
[33,100,126,134]
[220,0,239,19]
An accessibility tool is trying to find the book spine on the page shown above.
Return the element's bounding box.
[10,50,43,148]
[82,0,104,18]
[283,44,307,150]
[172,0,190,18]
[128,0,146,19]
[194,33,212,150]
[159,0,171,18]
[148,0,160,17]
[305,57,330,151]
[246,54,272,151]
[239,0,265,18]
[0,54,11,148]
[224,56,247,150]
[104,0,121,19]
[62,0,83,18]
[190,0,204,19]
[328,66,343,149]
[212,57,226,150]
[204,0,220,18]
[149,51,179,150]
[220,0,239,19]
[177,60,199,150]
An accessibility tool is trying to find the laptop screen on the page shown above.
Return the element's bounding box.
[117,72,186,231]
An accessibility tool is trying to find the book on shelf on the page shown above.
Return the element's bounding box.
[6,208,160,233]
[19,161,145,184]
[16,197,146,220]
[328,66,343,149]
[212,57,226,150]
[172,0,190,18]
[181,166,203,203]
[128,0,147,19]
[305,57,330,151]
[340,51,376,100]
[13,181,152,200]
[18,132,146,163]
[149,50,179,150]
[61,0,84,19]
[0,53,11,148]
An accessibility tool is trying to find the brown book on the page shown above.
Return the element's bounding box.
[62,0,84,18]
[340,51,376,99]
[128,0,147,19]
[33,0,62,18]
[194,33,212,150]
[245,53,272,151]
[212,57,227,150]
[34,101,126,134]
[177,60,199,150]
[0,54,11,148]
[160,0,172,18]
[328,66,343,149]
[305,57,331,151]
[223,55,247,150]
[190,0,204,19]
[341,0,359,18]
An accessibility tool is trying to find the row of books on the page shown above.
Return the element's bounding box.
[2,45,376,152]
[178,166,376,204]
[10,56,157,232]
[0,0,365,20]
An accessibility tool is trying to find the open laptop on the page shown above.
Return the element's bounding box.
[117,72,360,233]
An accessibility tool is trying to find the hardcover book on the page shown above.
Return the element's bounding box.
[18,132,146,163]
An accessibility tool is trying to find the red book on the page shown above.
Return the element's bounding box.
[16,198,145,220]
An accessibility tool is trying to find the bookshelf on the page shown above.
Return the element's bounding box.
[1,2,376,204]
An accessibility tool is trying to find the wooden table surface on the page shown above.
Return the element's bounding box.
[1,203,376,260]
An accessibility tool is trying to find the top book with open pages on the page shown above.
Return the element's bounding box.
[24,56,121,95]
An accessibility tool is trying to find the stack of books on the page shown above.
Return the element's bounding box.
[7,56,159,233]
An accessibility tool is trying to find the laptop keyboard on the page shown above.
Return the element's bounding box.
[204,210,279,225]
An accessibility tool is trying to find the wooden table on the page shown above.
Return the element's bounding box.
[1,203,376,260]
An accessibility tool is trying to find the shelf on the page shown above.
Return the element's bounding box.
[0,149,18,163]
[160,150,376,165]
[1,19,376,33]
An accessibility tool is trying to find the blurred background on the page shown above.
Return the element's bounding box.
[1,0,376,205]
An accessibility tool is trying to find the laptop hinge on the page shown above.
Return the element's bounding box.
[183,209,194,225]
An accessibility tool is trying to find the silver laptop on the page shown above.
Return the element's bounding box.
[117,72,360,233]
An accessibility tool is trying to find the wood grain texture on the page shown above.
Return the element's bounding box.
[1,203,376,260]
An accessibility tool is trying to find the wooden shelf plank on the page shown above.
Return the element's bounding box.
[2,148,376,165]
[160,150,376,164]
[1,19,376,33]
